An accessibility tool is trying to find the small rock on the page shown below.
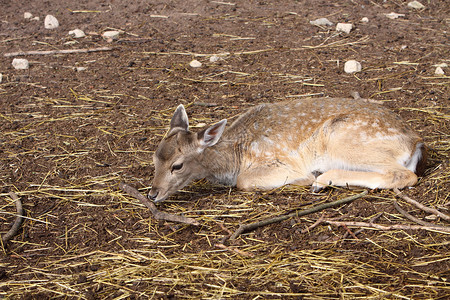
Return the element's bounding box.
[75,67,87,72]
[69,29,86,38]
[189,59,202,68]
[102,30,120,42]
[309,18,333,26]
[12,58,29,70]
[433,63,448,68]
[361,17,369,23]
[408,1,425,9]
[344,60,362,74]
[435,67,445,75]
[44,15,59,29]
[209,55,220,63]
[31,16,40,21]
[424,214,438,221]
[336,23,353,34]
[24,12,33,19]
[0,73,2,83]
[385,12,405,19]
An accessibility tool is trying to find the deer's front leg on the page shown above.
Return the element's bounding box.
[236,165,314,191]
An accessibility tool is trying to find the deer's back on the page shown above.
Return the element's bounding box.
[224,98,420,162]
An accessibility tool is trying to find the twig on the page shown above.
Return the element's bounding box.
[229,190,368,240]
[300,214,325,234]
[1,192,25,243]
[324,220,450,233]
[341,224,359,239]
[119,182,199,226]
[394,201,447,229]
[393,188,450,222]
[4,47,114,57]
[343,212,383,239]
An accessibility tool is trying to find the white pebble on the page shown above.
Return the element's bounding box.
[24,12,33,19]
[435,67,445,75]
[44,15,59,29]
[209,55,220,63]
[336,23,353,34]
[424,214,438,221]
[75,67,87,72]
[344,60,362,74]
[69,29,86,38]
[361,17,369,23]
[408,1,425,9]
[309,18,333,26]
[189,60,202,68]
[0,73,2,83]
[12,58,30,70]
[32,16,40,21]
[102,30,120,41]
[385,12,405,19]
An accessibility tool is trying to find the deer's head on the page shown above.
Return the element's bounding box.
[148,105,227,202]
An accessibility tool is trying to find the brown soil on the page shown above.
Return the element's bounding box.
[0,0,449,299]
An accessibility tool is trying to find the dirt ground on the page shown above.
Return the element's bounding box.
[0,0,449,299]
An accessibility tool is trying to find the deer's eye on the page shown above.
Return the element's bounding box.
[171,163,183,172]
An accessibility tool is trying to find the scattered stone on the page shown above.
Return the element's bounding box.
[44,15,59,29]
[75,67,87,72]
[102,30,120,42]
[385,12,405,19]
[0,73,2,83]
[189,59,202,68]
[69,29,86,38]
[195,122,207,128]
[24,12,33,19]
[336,23,353,34]
[344,60,362,74]
[361,17,369,23]
[12,58,29,70]
[435,67,445,75]
[309,18,333,26]
[424,214,438,221]
[32,16,40,21]
[408,1,425,10]
[209,55,220,63]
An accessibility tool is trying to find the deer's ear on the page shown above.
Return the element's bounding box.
[170,105,189,131]
[198,119,227,148]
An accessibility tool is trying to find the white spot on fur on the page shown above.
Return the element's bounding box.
[250,142,261,155]
[262,136,274,145]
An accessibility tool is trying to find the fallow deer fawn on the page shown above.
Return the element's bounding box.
[149,97,426,202]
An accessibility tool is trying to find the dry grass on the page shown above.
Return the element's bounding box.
[1,88,448,298]
[1,1,449,298]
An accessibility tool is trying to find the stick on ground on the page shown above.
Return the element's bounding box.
[229,190,368,240]
[119,182,199,226]
[4,47,114,57]
[1,192,25,243]
[393,188,450,222]
[324,220,450,233]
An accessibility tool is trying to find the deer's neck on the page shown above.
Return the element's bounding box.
[199,138,242,186]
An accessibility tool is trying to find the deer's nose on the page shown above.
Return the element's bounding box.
[148,189,159,201]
